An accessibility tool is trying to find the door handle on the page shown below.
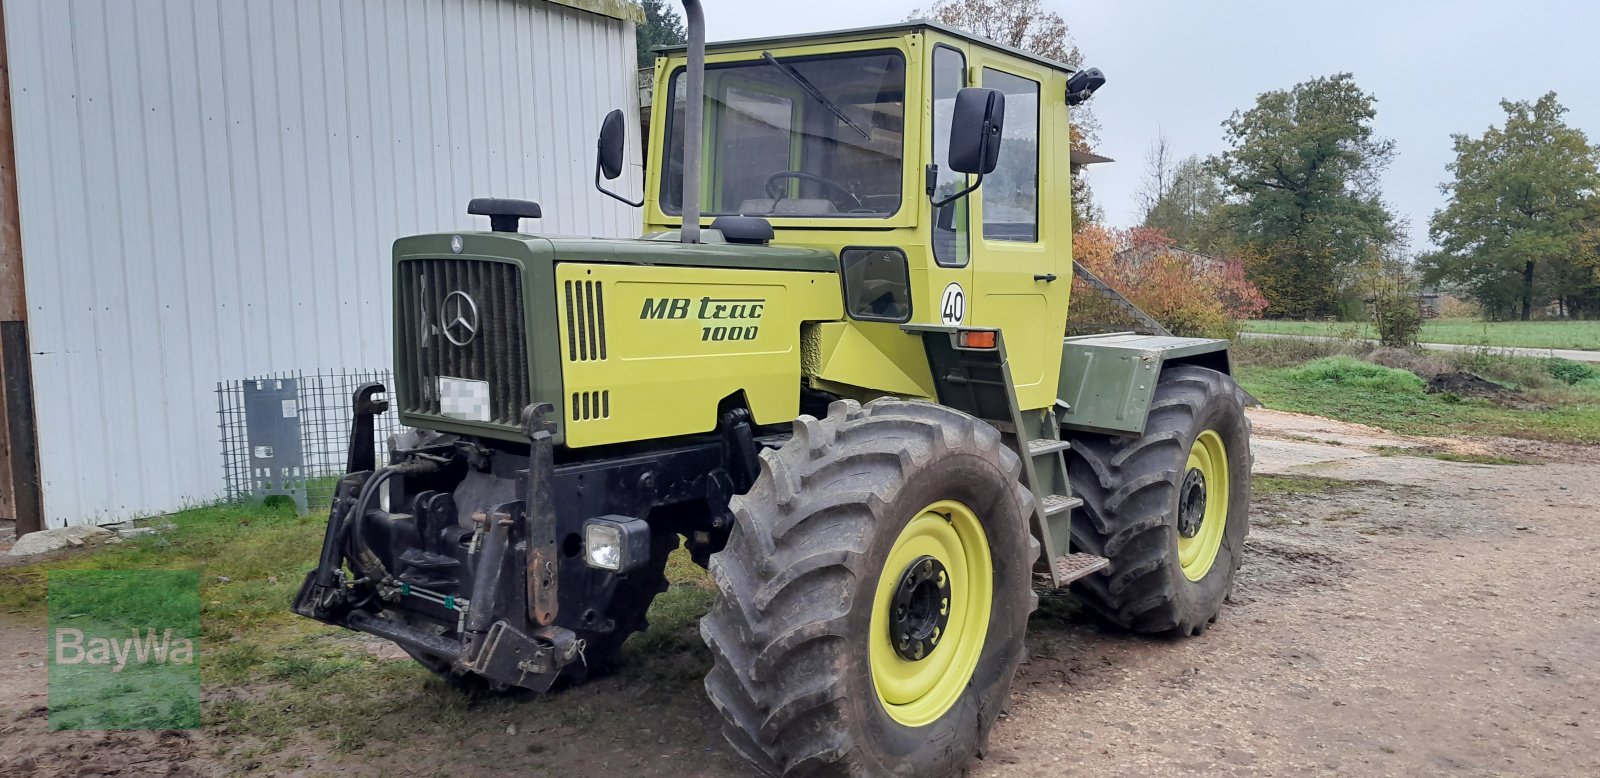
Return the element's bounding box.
[1033,273,1057,282]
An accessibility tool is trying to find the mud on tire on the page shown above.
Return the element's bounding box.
[1067,365,1253,636]
[700,399,1038,777]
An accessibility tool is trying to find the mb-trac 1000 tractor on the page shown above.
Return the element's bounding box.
[294,4,1252,775]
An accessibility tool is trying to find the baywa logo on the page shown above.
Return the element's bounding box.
[54,627,196,672]
[48,569,201,730]
[640,295,766,343]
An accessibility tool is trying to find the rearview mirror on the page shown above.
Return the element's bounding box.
[948,88,1005,175]
[1066,67,1106,106]
[597,109,626,180]
[594,109,642,207]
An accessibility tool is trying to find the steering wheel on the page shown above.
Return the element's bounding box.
[764,171,864,212]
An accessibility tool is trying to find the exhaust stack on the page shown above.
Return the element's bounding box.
[680,0,704,244]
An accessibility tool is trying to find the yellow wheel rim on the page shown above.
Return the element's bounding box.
[1177,429,1229,581]
[868,499,991,728]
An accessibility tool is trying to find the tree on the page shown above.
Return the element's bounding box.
[637,0,687,68]
[1140,133,1225,250]
[1357,250,1423,347]
[912,0,1102,227]
[1138,132,1177,219]
[1421,93,1600,321]
[913,0,1082,68]
[1142,153,1226,253]
[1208,73,1399,319]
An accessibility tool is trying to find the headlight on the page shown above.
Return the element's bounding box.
[583,516,651,573]
[377,479,393,513]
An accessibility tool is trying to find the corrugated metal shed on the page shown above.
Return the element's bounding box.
[3,0,643,527]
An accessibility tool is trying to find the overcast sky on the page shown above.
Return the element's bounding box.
[701,0,1599,252]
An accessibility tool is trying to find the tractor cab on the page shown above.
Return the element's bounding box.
[625,22,1102,412]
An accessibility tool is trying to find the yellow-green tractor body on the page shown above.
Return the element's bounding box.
[296,13,1252,778]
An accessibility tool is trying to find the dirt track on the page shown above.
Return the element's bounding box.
[3,408,1598,776]
[988,410,1600,776]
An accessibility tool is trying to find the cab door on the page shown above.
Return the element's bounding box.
[965,57,1071,411]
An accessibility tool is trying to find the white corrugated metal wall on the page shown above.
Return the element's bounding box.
[4,0,643,527]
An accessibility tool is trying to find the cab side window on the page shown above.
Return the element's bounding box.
[841,248,911,322]
[930,46,969,267]
[980,69,1039,243]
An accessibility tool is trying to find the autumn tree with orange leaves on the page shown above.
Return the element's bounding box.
[1072,226,1268,338]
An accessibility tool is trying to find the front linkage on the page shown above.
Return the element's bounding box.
[293,391,579,691]
[293,384,761,691]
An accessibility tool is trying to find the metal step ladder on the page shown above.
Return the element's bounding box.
[904,326,1109,588]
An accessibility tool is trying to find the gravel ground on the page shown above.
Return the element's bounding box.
[2,408,1596,776]
[984,410,1600,777]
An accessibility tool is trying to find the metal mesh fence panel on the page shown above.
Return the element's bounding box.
[218,369,402,510]
[216,377,254,505]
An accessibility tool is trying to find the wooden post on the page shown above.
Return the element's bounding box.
[0,0,44,536]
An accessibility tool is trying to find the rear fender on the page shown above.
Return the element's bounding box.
[1057,333,1234,436]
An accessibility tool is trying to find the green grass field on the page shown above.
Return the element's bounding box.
[1237,356,1600,444]
[1242,318,1600,351]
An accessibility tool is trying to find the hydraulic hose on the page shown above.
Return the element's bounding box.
[345,468,399,583]
[322,458,441,588]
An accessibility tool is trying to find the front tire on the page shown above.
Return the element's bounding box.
[701,399,1037,777]
[1067,365,1252,635]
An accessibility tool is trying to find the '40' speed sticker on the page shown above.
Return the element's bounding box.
[940,282,966,325]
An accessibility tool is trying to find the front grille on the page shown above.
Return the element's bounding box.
[564,280,607,361]
[397,258,529,426]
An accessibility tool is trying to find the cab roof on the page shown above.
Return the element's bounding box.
[657,19,1078,75]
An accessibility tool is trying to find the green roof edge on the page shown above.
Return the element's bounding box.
[545,0,645,25]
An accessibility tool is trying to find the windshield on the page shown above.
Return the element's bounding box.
[660,50,906,218]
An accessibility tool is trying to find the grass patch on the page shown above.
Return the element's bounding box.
[1231,333,1362,368]
[621,548,716,683]
[1243,318,1600,351]
[1413,349,1600,410]
[1283,356,1426,392]
[2,502,321,622]
[1371,445,1526,465]
[1,501,729,765]
[1,502,358,703]
[1545,357,1600,386]
[1254,474,1364,496]
[1239,359,1600,445]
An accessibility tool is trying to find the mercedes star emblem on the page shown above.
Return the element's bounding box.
[450,234,464,254]
[441,291,479,346]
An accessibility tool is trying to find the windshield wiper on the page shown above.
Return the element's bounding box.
[760,51,871,140]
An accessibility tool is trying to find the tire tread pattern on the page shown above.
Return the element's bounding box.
[702,398,1036,777]
[1067,365,1252,636]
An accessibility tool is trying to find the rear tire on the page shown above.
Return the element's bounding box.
[701,399,1037,777]
[1067,365,1252,636]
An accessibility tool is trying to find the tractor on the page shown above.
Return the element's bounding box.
[293,3,1252,775]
